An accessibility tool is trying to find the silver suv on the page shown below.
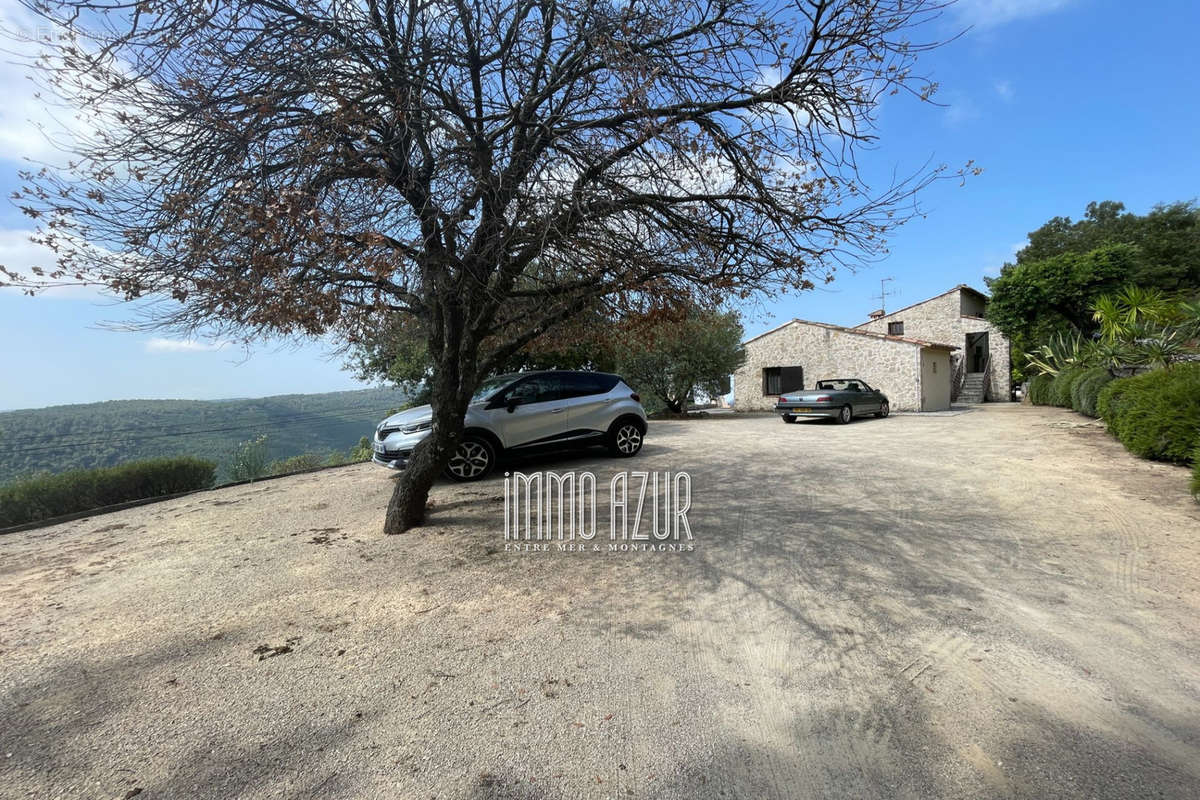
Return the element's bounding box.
[372,371,648,481]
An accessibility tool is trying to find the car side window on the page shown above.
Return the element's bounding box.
[506,377,546,404]
[507,375,568,404]
[560,373,611,399]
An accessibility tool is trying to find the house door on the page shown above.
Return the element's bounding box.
[965,332,989,372]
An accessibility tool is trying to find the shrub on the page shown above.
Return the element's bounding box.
[0,457,216,528]
[1028,374,1055,405]
[349,436,374,463]
[1192,444,1200,503]
[1050,368,1086,408]
[1070,367,1116,417]
[1097,363,1200,463]
[268,453,325,475]
[228,435,270,482]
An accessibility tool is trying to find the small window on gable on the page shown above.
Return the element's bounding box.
[888,321,904,336]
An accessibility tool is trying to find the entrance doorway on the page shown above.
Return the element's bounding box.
[965,332,989,372]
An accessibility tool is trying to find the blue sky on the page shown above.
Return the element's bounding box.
[1,0,1198,410]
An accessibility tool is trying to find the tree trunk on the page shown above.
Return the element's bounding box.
[383,363,471,534]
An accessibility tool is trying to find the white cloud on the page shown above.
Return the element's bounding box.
[994,80,1015,101]
[0,1,145,168]
[0,227,116,299]
[981,242,1025,279]
[145,338,230,353]
[955,0,1076,29]
[943,92,980,127]
[0,2,78,165]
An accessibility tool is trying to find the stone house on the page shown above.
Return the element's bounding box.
[854,285,1011,403]
[733,319,957,412]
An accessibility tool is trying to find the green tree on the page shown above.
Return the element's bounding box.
[989,200,1200,378]
[986,244,1139,363]
[6,1,967,533]
[613,311,744,415]
[1015,200,1200,289]
[347,304,619,400]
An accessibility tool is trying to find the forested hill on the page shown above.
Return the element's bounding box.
[0,387,409,485]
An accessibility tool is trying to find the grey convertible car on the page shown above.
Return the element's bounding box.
[774,378,890,424]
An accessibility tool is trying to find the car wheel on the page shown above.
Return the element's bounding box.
[836,405,853,424]
[782,414,797,424]
[607,419,645,457]
[875,402,890,419]
[443,435,496,481]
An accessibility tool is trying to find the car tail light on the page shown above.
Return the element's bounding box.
[630,393,640,402]
[815,395,831,402]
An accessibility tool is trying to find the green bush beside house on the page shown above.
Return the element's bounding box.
[1192,444,1200,502]
[1028,374,1054,406]
[0,457,217,528]
[1070,367,1116,418]
[1049,368,1086,408]
[1097,364,1200,464]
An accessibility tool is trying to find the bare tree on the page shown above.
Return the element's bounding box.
[2,0,973,532]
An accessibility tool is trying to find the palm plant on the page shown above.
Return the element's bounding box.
[1092,286,1174,341]
[1024,331,1093,376]
[1087,286,1200,371]
[1178,298,1200,340]
[1134,324,1195,370]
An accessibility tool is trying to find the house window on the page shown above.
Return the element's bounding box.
[888,321,905,336]
[932,360,937,374]
[762,366,803,395]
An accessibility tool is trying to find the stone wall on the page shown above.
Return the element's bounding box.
[855,288,1012,402]
[733,321,937,412]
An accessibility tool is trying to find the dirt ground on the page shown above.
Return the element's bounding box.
[2,403,1199,799]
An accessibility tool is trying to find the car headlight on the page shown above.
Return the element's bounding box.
[400,421,432,435]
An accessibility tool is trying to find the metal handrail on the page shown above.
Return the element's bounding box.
[954,352,991,403]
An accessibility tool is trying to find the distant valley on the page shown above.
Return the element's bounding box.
[0,387,410,485]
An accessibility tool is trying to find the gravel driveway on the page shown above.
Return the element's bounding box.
[3,404,1199,799]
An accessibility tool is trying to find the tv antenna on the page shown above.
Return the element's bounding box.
[873,277,898,314]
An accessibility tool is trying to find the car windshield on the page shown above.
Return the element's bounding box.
[815,379,866,391]
[470,374,520,403]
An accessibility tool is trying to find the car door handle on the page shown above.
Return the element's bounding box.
[550,407,565,414]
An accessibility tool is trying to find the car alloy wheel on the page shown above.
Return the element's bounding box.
[445,437,494,481]
[876,402,890,418]
[608,420,644,456]
[837,405,852,424]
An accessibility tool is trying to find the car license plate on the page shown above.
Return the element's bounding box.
[791,407,811,413]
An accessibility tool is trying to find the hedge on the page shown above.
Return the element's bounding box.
[1050,368,1086,408]
[1070,367,1116,418]
[1028,374,1055,405]
[1097,363,1200,464]
[1192,444,1200,503]
[0,457,216,528]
